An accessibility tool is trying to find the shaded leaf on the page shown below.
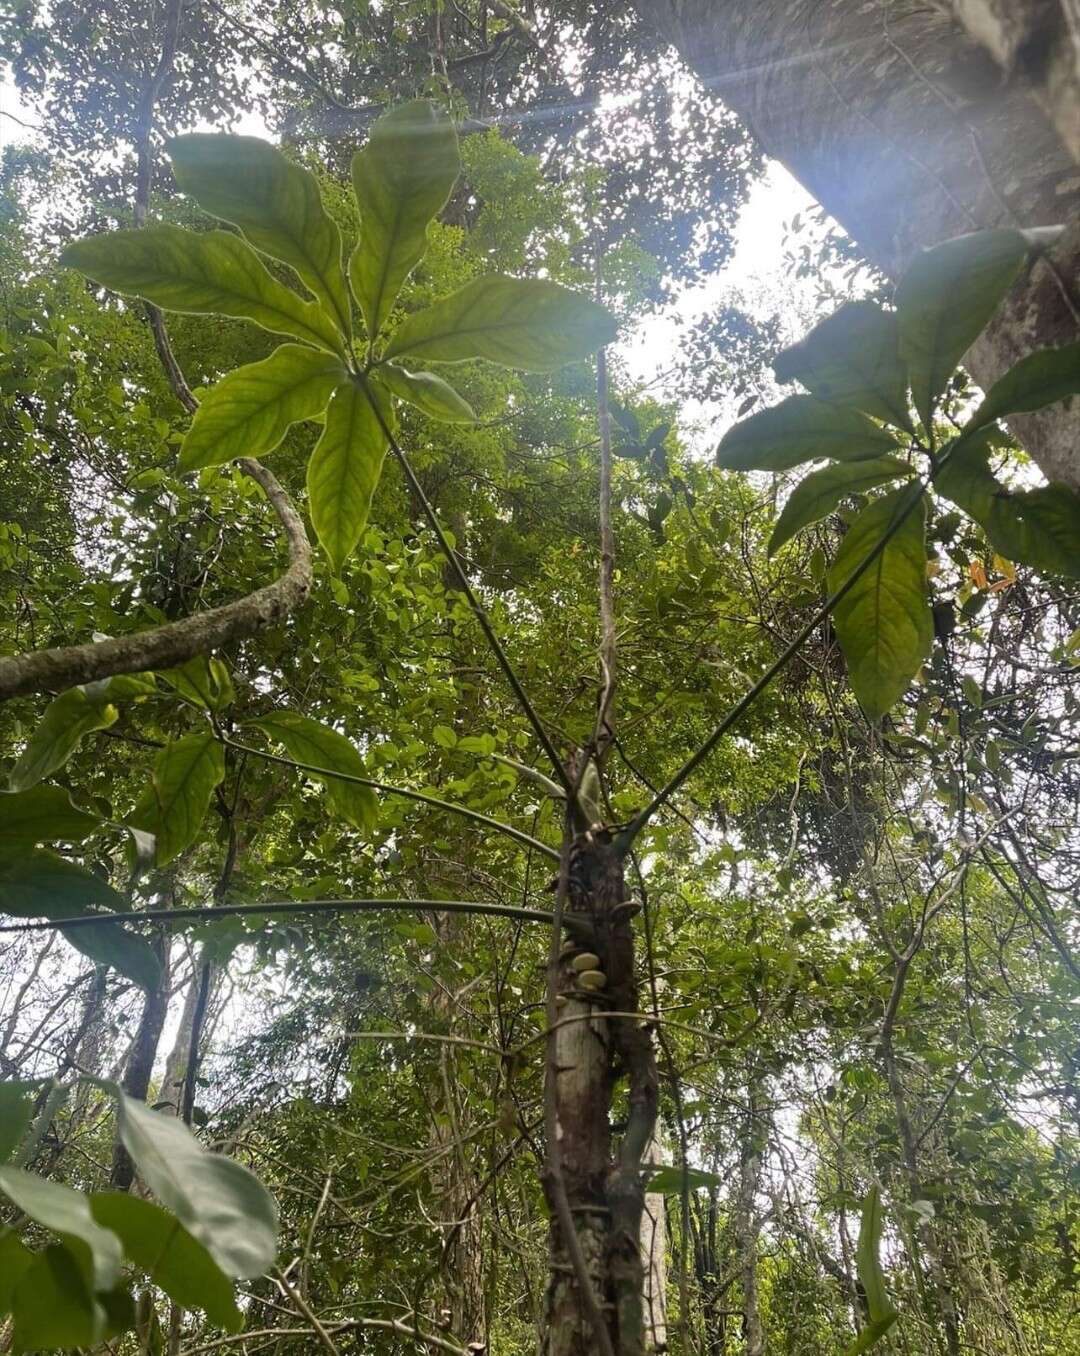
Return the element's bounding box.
[716,395,899,472]
[827,488,932,719]
[383,275,617,370]
[160,657,236,713]
[115,1091,278,1279]
[0,1083,37,1164]
[0,1229,34,1317]
[91,1194,243,1331]
[11,1244,105,1349]
[774,302,913,432]
[307,378,394,571]
[966,342,1080,433]
[842,1183,899,1353]
[896,229,1028,429]
[61,226,344,356]
[374,363,476,423]
[8,686,117,792]
[169,134,351,338]
[350,99,459,339]
[0,1167,122,1290]
[769,456,912,555]
[63,920,163,993]
[132,734,225,866]
[0,849,126,918]
[0,786,101,846]
[180,344,345,473]
[252,710,376,831]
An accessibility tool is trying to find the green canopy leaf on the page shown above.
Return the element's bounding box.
[350,99,460,340]
[769,456,912,556]
[827,487,932,719]
[842,1184,899,1353]
[0,1167,122,1291]
[90,1194,243,1331]
[307,377,394,571]
[965,342,1080,433]
[645,1165,725,1194]
[716,395,900,472]
[61,226,344,356]
[774,301,913,433]
[168,134,351,339]
[114,1091,278,1279]
[132,734,226,866]
[383,275,617,370]
[8,686,118,792]
[0,786,101,846]
[935,432,1080,578]
[374,363,476,423]
[896,228,1028,430]
[0,849,126,919]
[0,1083,37,1165]
[252,710,376,831]
[180,344,346,473]
[160,656,236,713]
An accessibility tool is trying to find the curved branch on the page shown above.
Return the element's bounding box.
[0,459,312,703]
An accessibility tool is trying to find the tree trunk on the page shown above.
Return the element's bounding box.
[639,1125,668,1352]
[734,1097,765,1356]
[633,0,1080,489]
[110,931,171,1188]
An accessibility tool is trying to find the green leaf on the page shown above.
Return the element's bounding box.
[774,302,913,433]
[716,395,900,472]
[180,344,346,473]
[0,1083,37,1164]
[0,1167,122,1290]
[842,1183,899,1352]
[61,226,344,356]
[132,734,225,866]
[350,99,460,340]
[896,229,1029,430]
[374,363,476,423]
[843,1314,900,1356]
[159,657,236,712]
[168,134,351,339]
[0,1230,34,1317]
[307,378,394,571]
[935,432,1080,578]
[114,1091,278,1279]
[827,488,932,719]
[769,456,912,555]
[8,686,118,792]
[64,920,163,993]
[0,786,101,846]
[965,342,1080,433]
[383,275,617,370]
[252,710,376,831]
[645,1165,725,1194]
[90,1194,243,1331]
[11,1244,106,1350]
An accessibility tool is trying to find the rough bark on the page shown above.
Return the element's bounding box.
[639,1127,668,1352]
[111,931,171,1188]
[633,0,1080,489]
[734,1098,765,1356]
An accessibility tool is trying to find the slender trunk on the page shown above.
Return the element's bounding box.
[633,0,1080,489]
[639,1124,668,1353]
[734,1094,765,1356]
[111,930,171,1188]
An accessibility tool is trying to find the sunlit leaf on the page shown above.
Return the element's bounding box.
[827,488,932,719]
[965,342,1080,433]
[769,456,912,555]
[716,395,899,472]
[896,229,1029,429]
[180,344,346,473]
[774,301,913,433]
[8,686,117,792]
[374,363,476,423]
[169,134,351,338]
[159,657,236,713]
[114,1091,278,1279]
[645,1165,724,1194]
[307,377,394,571]
[383,275,617,370]
[350,99,459,339]
[252,710,376,831]
[61,226,344,356]
[132,734,225,866]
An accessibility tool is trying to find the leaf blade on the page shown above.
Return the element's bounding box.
[132,734,226,866]
[251,710,376,831]
[8,687,117,792]
[716,395,900,473]
[374,363,476,423]
[769,456,912,555]
[966,341,1080,432]
[307,378,393,571]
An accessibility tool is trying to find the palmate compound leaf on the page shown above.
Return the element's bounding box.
[935,429,1080,578]
[307,376,395,571]
[131,733,226,867]
[895,228,1030,431]
[965,341,1080,433]
[768,456,913,555]
[351,99,460,341]
[114,1090,278,1280]
[374,362,476,423]
[61,226,345,358]
[90,1194,243,1331]
[8,685,118,791]
[382,275,618,370]
[180,344,347,473]
[168,134,352,340]
[774,301,914,434]
[716,394,900,473]
[827,486,932,720]
[251,709,376,831]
